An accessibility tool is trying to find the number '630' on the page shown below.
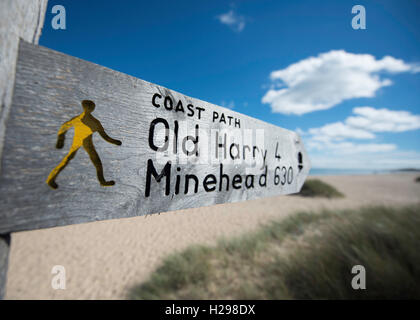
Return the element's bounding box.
[274,166,293,185]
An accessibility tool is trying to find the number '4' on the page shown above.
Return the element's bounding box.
[275,142,281,161]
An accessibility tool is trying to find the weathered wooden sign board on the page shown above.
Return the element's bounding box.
[0,41,310,234]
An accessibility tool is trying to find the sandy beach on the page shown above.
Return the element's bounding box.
[4,173,420,299]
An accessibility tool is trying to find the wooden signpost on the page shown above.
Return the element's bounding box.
[0,1,310,298]
[0,0,49,299]
[0,40,310,234]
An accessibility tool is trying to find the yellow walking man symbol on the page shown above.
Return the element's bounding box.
[46,100,122,189]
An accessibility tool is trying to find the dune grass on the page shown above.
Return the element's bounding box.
[416,176,420,183]
[128,205,420,300]
[298,179,344,198]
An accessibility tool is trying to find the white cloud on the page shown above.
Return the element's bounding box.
[346,107,420,132]
[304,106,420,169]
[295,127,305,136]
[310,150,420,170]
[221,100,235,109]
[308,140,396,154]
[306,107,420,145]
[308,122,375,142]
[216,10,245,32]
[262,50,418,115]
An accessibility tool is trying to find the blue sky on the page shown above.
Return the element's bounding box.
[40,0,420,169]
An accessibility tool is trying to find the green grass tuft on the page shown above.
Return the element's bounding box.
[128,205,420,300]
[298,179,344,198]
[129,246,215,299]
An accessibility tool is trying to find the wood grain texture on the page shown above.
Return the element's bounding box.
[0,41,310,234]
[0,0,48,164]
[0,0,48,299]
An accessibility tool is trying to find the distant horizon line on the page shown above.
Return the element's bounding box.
[309,167,420,175]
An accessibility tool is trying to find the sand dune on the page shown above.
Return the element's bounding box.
[5,173,420,299]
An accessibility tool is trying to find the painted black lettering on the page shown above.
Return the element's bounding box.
[187,104,194,117]
[175,100,185,113]
[219,164,229,192]
[203,174,217,192]
[149,118,169,151]
[232,174,242,189]
[164,96,173,110]
[185,174,199,194]
[196,107,205,119]
[152,93,161,108]
[145,160,171,197]
[259,166,267,187]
